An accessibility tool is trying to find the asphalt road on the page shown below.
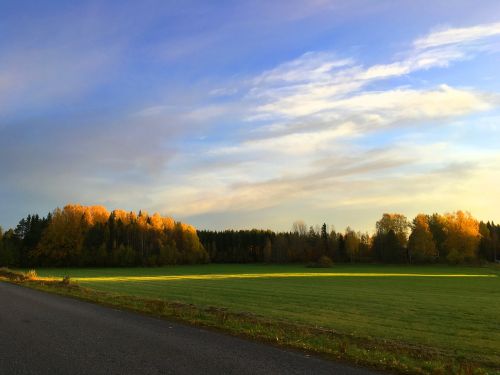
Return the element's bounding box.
[0,282,379,375]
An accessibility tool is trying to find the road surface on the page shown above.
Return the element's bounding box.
[0,282,379,375]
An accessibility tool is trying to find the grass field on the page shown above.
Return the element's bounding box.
[31,264,500,372]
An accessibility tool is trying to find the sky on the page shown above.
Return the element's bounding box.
[1,0,500,232]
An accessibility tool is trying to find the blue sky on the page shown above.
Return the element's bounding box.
[1,0,500,232]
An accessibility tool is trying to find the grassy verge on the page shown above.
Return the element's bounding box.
[1,267,498,375]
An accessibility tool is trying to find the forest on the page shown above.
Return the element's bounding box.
[199,212,499,264]
[0,205,498,267]
[0,204,208,267]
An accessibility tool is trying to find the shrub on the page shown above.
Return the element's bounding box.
[317,255,333,268]
[306,255,333,268]
[25,269,38,280]
[0,267,27,281]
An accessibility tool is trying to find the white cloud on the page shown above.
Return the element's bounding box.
[212,122,357,157]
[328,85,492,120]
[247,21,500,123]
[414,21,500,49]
[254,52,354,84]
[248,84,493,136]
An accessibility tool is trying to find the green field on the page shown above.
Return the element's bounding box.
[33,264,500,371]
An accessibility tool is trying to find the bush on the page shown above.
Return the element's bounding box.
[61,275,71,285]
[0,267,27,281]
[307,255,333,268]
[317,255,333,267]
[25,269,38,280]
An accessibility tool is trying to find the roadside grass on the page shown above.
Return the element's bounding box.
[3,264,500,375]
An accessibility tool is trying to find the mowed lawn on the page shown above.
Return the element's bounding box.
[34,264,500,367]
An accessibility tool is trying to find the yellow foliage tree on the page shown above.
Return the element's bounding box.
[442,211,480,263]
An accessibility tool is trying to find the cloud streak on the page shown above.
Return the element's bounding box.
[414,21,500,49]
[249,22,500,123]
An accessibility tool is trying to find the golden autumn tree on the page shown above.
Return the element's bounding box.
[442,211,480,263]
[174,222,208,264]
[37,205,109,265]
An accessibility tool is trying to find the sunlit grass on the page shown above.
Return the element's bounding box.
[54,272,497,283]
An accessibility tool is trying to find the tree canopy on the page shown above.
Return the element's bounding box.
[0,207,498,267]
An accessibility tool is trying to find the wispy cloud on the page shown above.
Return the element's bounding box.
[414,21,500,49]
[248,22,500,123]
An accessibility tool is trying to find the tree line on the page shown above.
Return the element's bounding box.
[0,204,208,267]
[1,206,498,267]
[198,211,499,264]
